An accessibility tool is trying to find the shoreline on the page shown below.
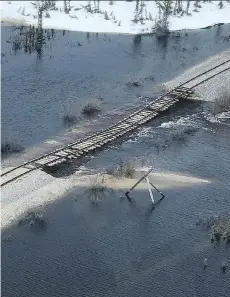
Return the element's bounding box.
[2,25,230,230]
[1,169,211,230]
[1,17,229,35]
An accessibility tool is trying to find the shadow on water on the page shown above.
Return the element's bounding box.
[2,181,230,297]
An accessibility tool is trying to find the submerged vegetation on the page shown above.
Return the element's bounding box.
[117,160,136,178]
[106,160,136,179]
[86,175,108,204]
[196,215,230,244]
[18,211,47,229]
[84,161,136,205]
[81,101,101,118]
[62,113,78,127]
[1,141,24,158]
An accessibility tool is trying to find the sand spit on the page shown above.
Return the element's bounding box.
[1,168,210,229]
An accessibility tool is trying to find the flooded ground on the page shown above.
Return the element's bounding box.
[1,24,230,297]
[1,24,230,151]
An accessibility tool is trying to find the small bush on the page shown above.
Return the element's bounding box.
[105,161,136,178]
[62,113,78,127]
[117,161,136,178]
[18,211,47,229]
[1,142,24,157]
[87,176,107,204]
[81,101,101,118]
[197,215,230,244]
[211,225,222,242]
[154,17,170,38]
[45,11,50,18]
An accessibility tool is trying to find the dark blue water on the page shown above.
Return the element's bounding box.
[2,24,230,297]
[2,167,230,297]
[1,24,230,149]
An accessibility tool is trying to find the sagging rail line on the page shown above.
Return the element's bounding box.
[1,59,230,187]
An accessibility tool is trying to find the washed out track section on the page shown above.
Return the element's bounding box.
[1,58,230,187]
[1,87,192,187]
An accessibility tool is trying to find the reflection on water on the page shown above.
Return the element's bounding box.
[2,126,230,296]
[9,25,56,58]
[1,24,230,150]
[1,24,230,297]
[2,176,230,297]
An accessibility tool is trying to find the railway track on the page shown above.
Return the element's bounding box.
[1,58,230,187]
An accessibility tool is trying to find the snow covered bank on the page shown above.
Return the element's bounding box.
[1,1,230,34]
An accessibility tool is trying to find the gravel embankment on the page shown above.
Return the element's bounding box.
[165,49,230,101]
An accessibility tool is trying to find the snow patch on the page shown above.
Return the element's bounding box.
[1,1,230,34]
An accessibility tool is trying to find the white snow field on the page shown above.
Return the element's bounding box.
[1,1,230,34]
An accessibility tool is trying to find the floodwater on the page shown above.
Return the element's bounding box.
[1,24,230,149]
[1,24,230,297]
